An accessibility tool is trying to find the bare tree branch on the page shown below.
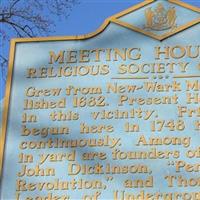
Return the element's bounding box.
[2,19,34,37]
[0,0,79,83]
[0,55,8,82]
[10,0,21,12]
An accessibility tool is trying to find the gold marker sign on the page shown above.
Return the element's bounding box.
[0,0,200,199]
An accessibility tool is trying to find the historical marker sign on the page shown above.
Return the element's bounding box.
[0,0,200,199]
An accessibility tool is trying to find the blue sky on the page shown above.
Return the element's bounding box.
[0,0,199,100]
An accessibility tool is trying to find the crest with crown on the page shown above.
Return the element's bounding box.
[145,3,177,31]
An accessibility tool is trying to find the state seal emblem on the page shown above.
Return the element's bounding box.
[145,3,177,31]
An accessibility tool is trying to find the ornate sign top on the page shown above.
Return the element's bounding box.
[4,0,199,43]
[112,0,200,40]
